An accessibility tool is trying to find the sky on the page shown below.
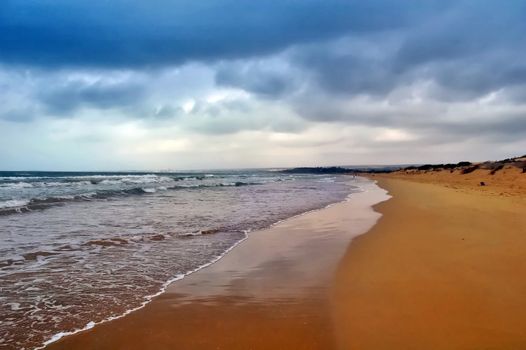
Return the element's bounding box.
[1,0,525,170]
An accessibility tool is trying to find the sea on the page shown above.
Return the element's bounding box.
[0,170,358,349]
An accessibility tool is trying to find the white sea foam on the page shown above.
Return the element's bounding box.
[7,303,21,311]
[0,182,34,189]
[0,199,30,209]
[37,232,252,350]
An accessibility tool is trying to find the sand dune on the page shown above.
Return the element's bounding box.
[383,155,526,197]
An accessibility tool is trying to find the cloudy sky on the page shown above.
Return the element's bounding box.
[1,0,525,170]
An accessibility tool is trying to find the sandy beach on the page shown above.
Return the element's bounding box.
[43,171,526,350]
[334,175,526,349]
[384,165,526,197]
[44,179,389,350]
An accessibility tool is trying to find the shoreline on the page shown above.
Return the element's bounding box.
[38,232,249,349]
[40,177,387,350]
[41,173,526,349]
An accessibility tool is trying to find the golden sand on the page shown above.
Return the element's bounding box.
[334,175,526,349]
[385,165,526,197]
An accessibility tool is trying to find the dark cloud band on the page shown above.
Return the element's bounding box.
[0,0,434,68]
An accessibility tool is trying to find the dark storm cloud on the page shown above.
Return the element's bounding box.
[4,0,524,102]
[293,1,526,100]
[37,79,147,115]
[394,0,526,68]
[0,0,431,68]
[438,113,526,139]
[215,63,297,98]
[294,45,401,96]
[427,58,526,101]
[206,0,526,108]
[0,107,35,123]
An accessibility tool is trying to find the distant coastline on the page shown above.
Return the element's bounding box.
[282,154,526,176]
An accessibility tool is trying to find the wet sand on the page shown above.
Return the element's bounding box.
[334,176,526,349]
[45,179,389,350]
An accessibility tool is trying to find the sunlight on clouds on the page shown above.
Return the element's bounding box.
[127,139,190,154]
[374,128,417,142]
[205,89,250,104]
[182,100,196,113]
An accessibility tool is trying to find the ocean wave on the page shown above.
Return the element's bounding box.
[0,180,267,216]
[224,181,256,186]
[168,181,261,189]
[22,251,60,261]
[1,175,173,187]
[0,182,34,189]
[0,187,155,215]
[83,238,129,247]
[0,178,270,217]
[180,228,221,237]
[0,199,31,209]
[0,229,228,271]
